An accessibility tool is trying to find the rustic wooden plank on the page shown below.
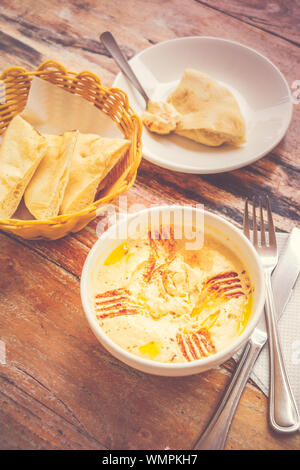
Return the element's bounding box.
[135,156,300,233]
[4,231,90,279]
[196,0,300,46]
[1,233,300,450]
[0,0,299,94]
[0,0,299,450]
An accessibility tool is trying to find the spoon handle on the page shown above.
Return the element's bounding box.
[100,31,149,105]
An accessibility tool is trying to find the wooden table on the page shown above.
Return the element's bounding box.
[0,0,299,450]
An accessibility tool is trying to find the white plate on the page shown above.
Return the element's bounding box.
[113,37,293,174]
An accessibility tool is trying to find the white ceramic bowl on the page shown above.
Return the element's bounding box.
[113,36,293,174]
[81,206,265,376]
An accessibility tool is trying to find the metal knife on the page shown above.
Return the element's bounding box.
[194,228,300,450]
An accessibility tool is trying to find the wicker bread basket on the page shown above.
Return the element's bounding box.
[0,60,143,240]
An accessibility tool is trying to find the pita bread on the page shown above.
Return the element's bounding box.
[0,115,46,219]
[24,131,78,219]
[60,133,130,215]
[168,69,246,146]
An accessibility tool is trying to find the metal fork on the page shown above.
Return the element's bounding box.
[245,196,299,433]
[194,197,299,450]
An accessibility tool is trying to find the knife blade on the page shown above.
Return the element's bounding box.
[194,228,300,450]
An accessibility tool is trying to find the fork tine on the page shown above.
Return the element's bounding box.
[252,197,258,247]
[259,197,266,246]
[243,198,250,240]
[266,196,277,247]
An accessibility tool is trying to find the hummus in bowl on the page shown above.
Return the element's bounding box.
[81,206,265,376]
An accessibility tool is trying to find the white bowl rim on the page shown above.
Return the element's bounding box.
[113,36,293,174]
[81,205,265,373]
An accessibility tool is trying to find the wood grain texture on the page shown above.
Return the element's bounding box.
[0,0,299,450]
